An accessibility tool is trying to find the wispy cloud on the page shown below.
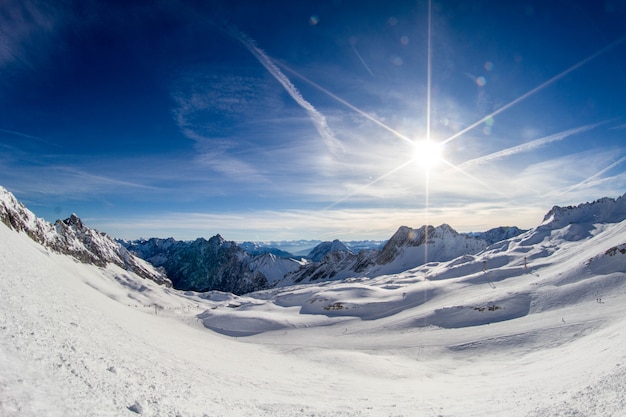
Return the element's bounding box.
[193,147,270,185]
[0,0,62,69]
[233,29,343,155]
[171,72,279,139]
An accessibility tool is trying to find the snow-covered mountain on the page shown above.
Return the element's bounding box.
[0,187,170,286]
[306,239,353,262]
[370,223,488,273]
[541,195,626,229]
[2,189,626,416]
[279,223,491,287]
[239,239,384,257]
[247,252,305,285]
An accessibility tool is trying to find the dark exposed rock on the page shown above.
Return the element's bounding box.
[123,236,269,295]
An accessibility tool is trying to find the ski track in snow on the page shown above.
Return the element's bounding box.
[2,212,626,415]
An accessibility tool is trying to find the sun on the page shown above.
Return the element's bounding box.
[412,138,444,170]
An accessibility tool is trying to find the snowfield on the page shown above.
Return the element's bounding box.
[2,201,626,416]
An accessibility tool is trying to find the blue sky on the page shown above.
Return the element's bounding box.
[1,0,625,241]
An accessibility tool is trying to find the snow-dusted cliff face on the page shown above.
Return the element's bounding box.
[0,187,170,286]
[248,253,305,285]
[470,226,528,245]
[123,236,270,294]
[375,224,486,267]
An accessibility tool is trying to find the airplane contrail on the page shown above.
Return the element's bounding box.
[234,30,343,154]
[0,128,57,146]
[457,121,607,170]
[561,154,626,195]
[351,44,374,78]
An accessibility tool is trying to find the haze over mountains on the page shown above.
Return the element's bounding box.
[1,184,626,416]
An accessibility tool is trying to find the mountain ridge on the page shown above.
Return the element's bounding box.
[0,186,170,286]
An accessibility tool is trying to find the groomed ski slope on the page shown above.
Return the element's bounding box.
[1,217,625,416]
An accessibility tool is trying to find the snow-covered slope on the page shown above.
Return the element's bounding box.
[248,252,305,284]
[2,191,626,416]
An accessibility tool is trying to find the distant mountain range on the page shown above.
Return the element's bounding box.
[121,223,527,294]
[7,184,625,299]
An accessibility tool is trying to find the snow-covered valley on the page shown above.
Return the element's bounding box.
[1,190,626,416]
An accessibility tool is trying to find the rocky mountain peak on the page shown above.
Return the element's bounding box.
[62,213,84,229]
[0,187,170,286]
[307,239,351,262]
[541,193,626,229]
[375,224,486,267]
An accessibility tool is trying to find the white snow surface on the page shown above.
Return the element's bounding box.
[2,200,626,415]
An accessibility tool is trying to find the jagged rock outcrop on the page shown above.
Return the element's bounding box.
[0,187,170,286]
[287,250,363,284]
[470,226,528,245]
[541,194,626,229]
[123,236,270,294]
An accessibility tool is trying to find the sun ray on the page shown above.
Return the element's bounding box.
[442,36,626,146]
[424,0,433,263]
[403,156,507,200]
[324,158,415,210]
[439,159,508,198]
[426,0,432,141]
[277,62,414,145]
